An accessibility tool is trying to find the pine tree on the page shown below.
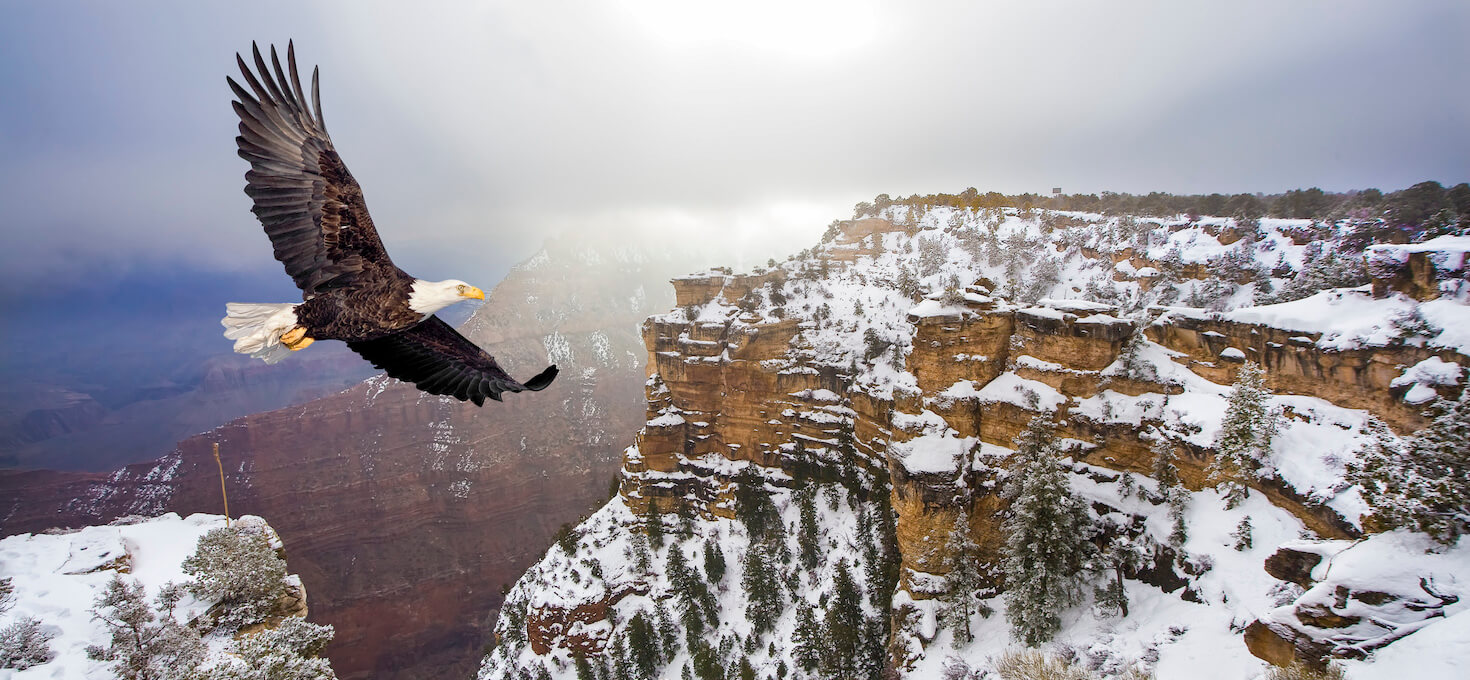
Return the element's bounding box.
[1151,438,1189,549]
[797,486,821,571]
[1001,417,1096,646]
[574,652,595,680]
[896,266,922,302]
[1349,393,1470,545]
[666,548,716,647]
[792,604,823,673]
[941,516,982,644]
[0,577,13,615]
[624,611,661,679]
[742,544,784,635]
[734,468,780,543]
[1113,325,1157,382]
[702,539,726,584]
[1209,361,1277,508]
[644,501,665,550]
[1233,516,1254,551]
[819,560,865,680]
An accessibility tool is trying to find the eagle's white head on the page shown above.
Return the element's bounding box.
[408,279,485,316]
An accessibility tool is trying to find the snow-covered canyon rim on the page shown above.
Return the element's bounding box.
[478,197,1468,680]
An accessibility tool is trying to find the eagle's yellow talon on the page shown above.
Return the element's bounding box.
[281,326,312,350]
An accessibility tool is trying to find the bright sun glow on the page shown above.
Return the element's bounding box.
[620,0,882,61]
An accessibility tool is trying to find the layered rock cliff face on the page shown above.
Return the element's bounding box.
[484,208,1468,679]
[0,237,723,680]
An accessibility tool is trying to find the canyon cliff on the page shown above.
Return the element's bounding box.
[483,208,1468,679]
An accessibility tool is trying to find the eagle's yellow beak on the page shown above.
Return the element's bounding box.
[462,286,485,300]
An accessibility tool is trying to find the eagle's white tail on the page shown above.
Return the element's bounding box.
[222,303,300,364]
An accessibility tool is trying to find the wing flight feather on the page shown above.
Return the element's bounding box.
[347,317,558,406]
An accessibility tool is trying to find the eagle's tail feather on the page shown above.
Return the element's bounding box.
[222,302,300,364]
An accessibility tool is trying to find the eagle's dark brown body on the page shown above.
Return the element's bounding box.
[225,42,557,404]
[292,268,420,342]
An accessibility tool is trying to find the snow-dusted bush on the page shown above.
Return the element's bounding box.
[193,616,336,680]
[183,524,289,631]
[86,575,203,680]
[0,615,55,670]
[919,235,948,276]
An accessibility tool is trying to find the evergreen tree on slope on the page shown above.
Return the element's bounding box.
[1001,417,1095,647]
[942,515,983,644]
[1151,437,1189,549]
[1350,392,1470,545]
[1208,361,1277,508]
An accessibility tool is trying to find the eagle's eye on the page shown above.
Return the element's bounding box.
[456,284,468,294]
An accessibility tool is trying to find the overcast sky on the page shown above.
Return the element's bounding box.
[1,0,1466,296]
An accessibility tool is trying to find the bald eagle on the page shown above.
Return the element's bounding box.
[221,42,556,405]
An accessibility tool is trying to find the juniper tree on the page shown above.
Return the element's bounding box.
[1094,533,1147,618]
[941,516,983,643]
[193,617,336,680]
[182,523,289,631]
[0,616,55,670]
[86,576,203,680]
[1001,417,1096,646]
[1209,361,1277,508]
[1349,393,1470,545]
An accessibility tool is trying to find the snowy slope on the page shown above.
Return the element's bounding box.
[0,513,301,679]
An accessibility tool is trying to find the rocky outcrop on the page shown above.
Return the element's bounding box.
[1366,236,1470,301]
[1149,309,1466,432]
[1248,537,1465,668]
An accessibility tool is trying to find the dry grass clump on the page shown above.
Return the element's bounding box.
[994,649,1097,680]
[1265,662,1346,680]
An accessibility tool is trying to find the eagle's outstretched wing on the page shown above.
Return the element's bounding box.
[229,41,391,296]
[347,317,558,406]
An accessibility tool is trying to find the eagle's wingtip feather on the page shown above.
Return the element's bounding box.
[523,365,558,391]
